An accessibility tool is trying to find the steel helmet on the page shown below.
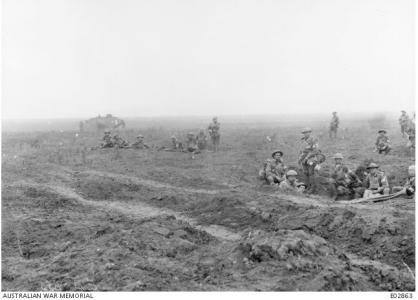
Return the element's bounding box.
[333,153,344,159]
[286,170,298,176]
[367,163,379,169]
[301,127,312,133]
[271,150,283,158]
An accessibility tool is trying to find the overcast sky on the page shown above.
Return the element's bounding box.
[2,0,415,119]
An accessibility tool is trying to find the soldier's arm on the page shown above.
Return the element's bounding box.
[265,161,273,177]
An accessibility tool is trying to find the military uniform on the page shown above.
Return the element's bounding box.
[279,179,305,194]
[399,112,410,137]
[101,132,114,148]
[375,131,391,154]
[131,136,150,149]
[113,135,129,148]
[330,164,363,199]
[208,118,221,151]
[260,158,287,185]
[363,164,390,198]
[197,132,207,150]
[329,113,339,139]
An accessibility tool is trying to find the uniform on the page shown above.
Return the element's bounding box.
[392,177,415,196]
[132,139,150,149]
[185,134,200,158]
[375,135,391,154]
[260,158,287,185]
[363,170,390,198]
[399,113,410,137]
[113,135,129,148]
[279,179,305,194]
[101,132,114,148]
[208,119,221,151]
[329,113,339,139]
[197,132,207,150]
[330,164,363,199]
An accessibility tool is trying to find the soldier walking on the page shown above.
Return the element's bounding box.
[399,110,410,137]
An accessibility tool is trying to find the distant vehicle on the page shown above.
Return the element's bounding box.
[80,114,126,132]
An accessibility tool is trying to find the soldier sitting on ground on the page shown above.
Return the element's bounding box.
[363,163,390,198]
[374,129,391,154]
[131,135,150,149]
[329,153,363,200]
[392,165,415,197]
[197,130,208,150]
[279,170,306,194]
[113,134,130,148]
[259,150,287,185]
[101,131,114,148]
[184,132,200,159]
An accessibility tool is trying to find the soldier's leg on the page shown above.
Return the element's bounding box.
[382,187,390,195]
[363,189,373,198]
[266,175,276,185]
[392,186,403,193]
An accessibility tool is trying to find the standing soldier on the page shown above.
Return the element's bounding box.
[259,150,287,185]
[374,129,391,154]
[101,131,114,148]
[79,121,84,133]
[131,135,150,149]
[399,111,410,137]
[363,163,390,198]
[329,112,339,139]
[298,127,319,177]
[208,117,221,152]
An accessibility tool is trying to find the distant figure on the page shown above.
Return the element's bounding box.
[399,111,410,137]
[374,130,391,154]
[101,131,114,148]
[259,150,287,185]
[363,163,390,198]
[208,117,221,152]
[197,130,208,150]
[279,170,305,194]
[329,153,363,200]
[79,121,84,133]
[329,112,339,139]
[185,132,200,159]
[131,135,150,149]
[406,120,415,154]
[113,134,129,148]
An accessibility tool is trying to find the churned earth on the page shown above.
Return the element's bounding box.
[1,117,415,291]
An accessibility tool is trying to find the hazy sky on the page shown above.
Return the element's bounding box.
[2,0,415,119]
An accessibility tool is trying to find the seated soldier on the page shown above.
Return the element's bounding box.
[101,131,114,148]
[197,130,208,150]
[185,132,200,159]
[279,170,306,194]
[375,130,391,154]
[363,163,390,198]
[259,150,287,185]
[329,153,363,200]
[392,165,415,196]
[131,135,150,149]
[113,134,129,148]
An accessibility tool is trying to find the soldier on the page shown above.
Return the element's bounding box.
[79,121,84,133]
[374,129,391,154]
[113,134,129,148]
[298,128,319,187]
[363,163,390,198]
[101,131,114,148]
[392,165,415,196]
[399,111,410,137]
[185,132,200,159]
[329,112,339,139]
[259,150,287,185]
[131,135,150,149]
[197,130,207,150]
[208,117,221,152]
[279,170,306,194]
[329,153,363,200]
[406,119,415,154]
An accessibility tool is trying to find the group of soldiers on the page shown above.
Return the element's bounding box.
[259,113,415,200]
[98,117,221,159]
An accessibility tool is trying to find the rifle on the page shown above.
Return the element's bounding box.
[338,190,406,204]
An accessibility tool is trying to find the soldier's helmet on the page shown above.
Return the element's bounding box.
[401,110,406,113]
[301,127,312,134]
[367,162,379,169]
[271,150,283,158]
[137,134,144,138]
[378,129,387,134]
[171,135,177,139]
[333,153,344,160]
[286,170,298,177]
[332,111,337,114]
[187,132,195,137]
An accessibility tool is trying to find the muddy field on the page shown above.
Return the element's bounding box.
[1,116,415,291]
